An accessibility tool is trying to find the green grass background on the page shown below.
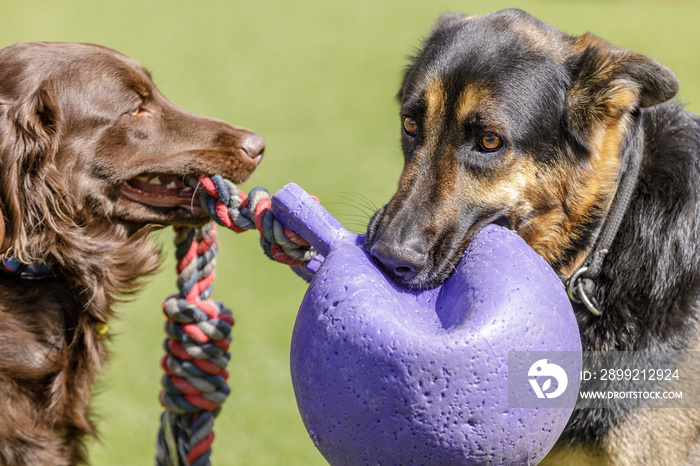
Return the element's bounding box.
[1,0,699,464]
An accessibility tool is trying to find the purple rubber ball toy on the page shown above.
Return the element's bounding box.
[271,183,581,466]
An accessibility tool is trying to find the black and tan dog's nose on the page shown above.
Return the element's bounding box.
[370,241,426,283]
[242,132,265,165]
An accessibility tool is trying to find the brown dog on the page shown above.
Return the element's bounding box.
[0,42,264,465]
[366,10,700,465]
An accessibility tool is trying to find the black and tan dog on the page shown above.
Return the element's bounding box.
[366,9,700,465]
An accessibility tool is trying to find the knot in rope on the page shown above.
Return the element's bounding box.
[187,175,318,266]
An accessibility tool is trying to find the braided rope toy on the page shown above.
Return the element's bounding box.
[156,176,318,465]
[154,176,581,465]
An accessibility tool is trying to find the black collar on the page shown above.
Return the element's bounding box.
[565,121,644,316]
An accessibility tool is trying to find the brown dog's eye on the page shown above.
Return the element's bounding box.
[479,133,503,152]
[403,117,418,136]
[129,106,147,117]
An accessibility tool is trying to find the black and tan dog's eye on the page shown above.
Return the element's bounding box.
[403,116,418,136]
[479,133,503,152]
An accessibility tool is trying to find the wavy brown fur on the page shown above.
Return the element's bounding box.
[0,41,264,465]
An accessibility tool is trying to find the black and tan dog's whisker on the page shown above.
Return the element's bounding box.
[343,191,380,213]
[337,192,380,220]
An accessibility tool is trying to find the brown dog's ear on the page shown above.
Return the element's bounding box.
[2,83,61,173]
[565,34,679,154]
[0,82,61,253]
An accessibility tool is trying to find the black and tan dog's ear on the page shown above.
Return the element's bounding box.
[564,34,679,153]
[432,12,469,31]
[398,12,473,102]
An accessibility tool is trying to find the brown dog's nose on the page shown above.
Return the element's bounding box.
[242,133,265,165]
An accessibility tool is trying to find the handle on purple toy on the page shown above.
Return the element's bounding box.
[271,183,356,258]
